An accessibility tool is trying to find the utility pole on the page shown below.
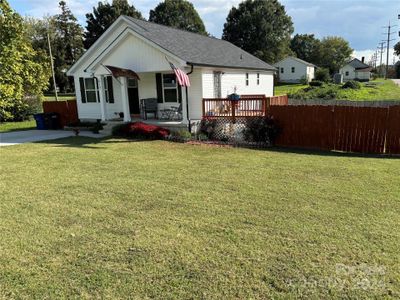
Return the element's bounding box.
[383,21,397,79]
[378,41,385,77]
[47,32,58,101]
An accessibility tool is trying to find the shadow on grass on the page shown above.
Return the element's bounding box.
[34,135,400,159]
[34,136,109,149]
[264,146,400,159]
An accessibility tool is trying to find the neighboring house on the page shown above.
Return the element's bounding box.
[273,56,316,83]
[67,16,275,125]
[339,58,372,82]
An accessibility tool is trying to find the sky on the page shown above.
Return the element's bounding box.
[9,0,400,63]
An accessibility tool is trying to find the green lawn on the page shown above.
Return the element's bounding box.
[0,119,36,133]
[275,79,400,100]
[0,138,399,298]
[44,94,76,101]
[275,83,308,96]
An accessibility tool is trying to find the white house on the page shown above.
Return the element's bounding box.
[67,16,275,126]
[339,58,371,82]
[273,56,315,83]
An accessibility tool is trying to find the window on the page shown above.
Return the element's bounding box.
[257,73,260,85]
[246,73,249,86]
[345,71,349,76]
[127,78,138,88]
[162,74,178,102]
[281,67,284,74]
[291,67,295,73]
[85,78,97,102]
[103,76,114,103]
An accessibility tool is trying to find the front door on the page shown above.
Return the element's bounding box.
[127,78,140,115]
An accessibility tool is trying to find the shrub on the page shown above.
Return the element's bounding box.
[4,96,42,122]
[299,75,309,85]
[111,122,170,139]
[315,68,331,82]
[242,116,280,145]
[199,118,218,140]
[309,80,324,87]
[168,129,192,142]
[290,84,339,100]
[342,80,361,89]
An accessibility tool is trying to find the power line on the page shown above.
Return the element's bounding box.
[377,41,386,76]
[382,21,397,79]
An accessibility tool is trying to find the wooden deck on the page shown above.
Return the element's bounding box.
[202,95,288,119]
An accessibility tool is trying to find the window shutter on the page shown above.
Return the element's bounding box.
[79,78,86,103]
[155,73,163,103]
[107,76,114,103]
[178,84,182,103]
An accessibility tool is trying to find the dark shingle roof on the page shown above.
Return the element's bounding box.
[125,17,275,71]
[347,58,370,70]
[275,56,316,67]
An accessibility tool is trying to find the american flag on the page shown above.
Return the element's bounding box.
[169,62,190,87]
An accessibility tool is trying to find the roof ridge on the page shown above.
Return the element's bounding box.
[125,16,222,42]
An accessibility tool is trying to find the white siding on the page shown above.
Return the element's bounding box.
[202,71,214,98]
[220,70,273,97]
[274,57,314,83]
[340,65,356,81]
[187,68,203,120]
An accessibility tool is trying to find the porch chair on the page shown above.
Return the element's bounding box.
[159,103,182,120]
[140,98,158,120]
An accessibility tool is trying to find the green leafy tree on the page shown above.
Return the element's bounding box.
[53,1,84,91]
[149,0,207,35]
[24,1,84,92]
[84,0,143,49]
[222,0,293,64]
[318,36,353,74]
[394,41,400,57]
[290,34,320,65]
[0,0,50,121]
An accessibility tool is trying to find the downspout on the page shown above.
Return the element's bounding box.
[185,64,194,132]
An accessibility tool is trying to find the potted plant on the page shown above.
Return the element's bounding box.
[227,86,240,100]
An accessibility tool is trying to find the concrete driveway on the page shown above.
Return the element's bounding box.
[0,130,106,147]
[392,79,400,87]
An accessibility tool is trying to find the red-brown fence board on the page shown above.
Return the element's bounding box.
[42,100,78,127]
[386,106,400,154]
[269,105,400,155]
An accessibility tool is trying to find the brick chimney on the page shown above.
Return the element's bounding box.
[361,57,365,63]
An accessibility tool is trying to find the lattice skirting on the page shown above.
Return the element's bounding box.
[192,117,248,142]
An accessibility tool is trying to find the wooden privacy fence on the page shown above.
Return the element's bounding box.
[42,100,78,127]
[269,105,400,155]
[202,95,288,120]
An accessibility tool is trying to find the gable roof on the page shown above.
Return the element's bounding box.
[273,56,316,67]
[123,17,275,71]
[346,58,370,70]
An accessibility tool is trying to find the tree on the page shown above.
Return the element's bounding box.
[394,41,400,57]
[290,34,320,65]
[24,2,84,92]
[84,0,143,49]
[0,0,50,121]
[222,0,293,64]
[318,36,353,74]
[149,0,207,35]
[53,1,84,91]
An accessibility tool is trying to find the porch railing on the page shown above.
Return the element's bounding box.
[202,94,288,119]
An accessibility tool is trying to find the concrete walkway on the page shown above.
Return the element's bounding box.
[0,130,107,147]
[392,79,400,87]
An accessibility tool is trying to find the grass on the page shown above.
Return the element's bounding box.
[275,79,400,100]
[44,94,76,101]
[0,138,399,298]
[275,83,308,96]
[0,119,36,133]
